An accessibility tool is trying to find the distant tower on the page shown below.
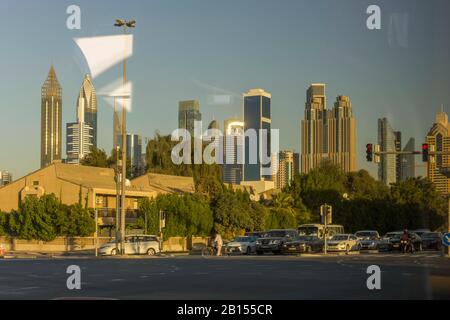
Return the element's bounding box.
[223,118,244,184]
[378,118,397,186]
[426,108,450,195]
[77,74,98,147]
[178,100,201,138]
[41,66,62,168]
[301,84,327,174]
[242,88,272,182]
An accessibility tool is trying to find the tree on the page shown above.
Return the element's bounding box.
[80,147,109,168]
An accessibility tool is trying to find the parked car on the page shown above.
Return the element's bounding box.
[411,229,431,238]
[99,235,160,256]
[421,232,443,251]
[245,231,265,239]
[378,232,402,252]
[255,229,298,255]
[326,234,360,253]
[224,236,258,255]
[281,235,324,254]
[354,230,380,250]
[379,232,422,252]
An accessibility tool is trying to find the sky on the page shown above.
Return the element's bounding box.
[1,0,449,179]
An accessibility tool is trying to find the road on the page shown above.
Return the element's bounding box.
[0,252,449,300]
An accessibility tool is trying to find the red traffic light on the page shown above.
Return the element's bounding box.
[422,143,428,151]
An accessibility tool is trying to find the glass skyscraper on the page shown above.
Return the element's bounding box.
[242,88,272,182]
[41,66,62,168]
[77,74,97,147]
[178,100,201,138]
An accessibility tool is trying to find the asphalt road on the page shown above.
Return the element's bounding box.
[0,252,449,300]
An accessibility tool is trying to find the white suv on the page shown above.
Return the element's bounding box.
[99,235,160,256]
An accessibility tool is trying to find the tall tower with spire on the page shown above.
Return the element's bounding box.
[41,66,62,168]
[77,74,97,147]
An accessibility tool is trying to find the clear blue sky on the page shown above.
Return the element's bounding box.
[1,0,449,179]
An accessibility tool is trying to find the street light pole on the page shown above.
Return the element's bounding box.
[114,19,135,255]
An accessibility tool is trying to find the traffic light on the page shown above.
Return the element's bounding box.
[422,143,429,162]
[366,143,373,162]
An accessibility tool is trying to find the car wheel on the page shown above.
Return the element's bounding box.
[146,248,156,256]
[305,246,311,253]
[246,246,251,255]
[256,251,263,256]
[418,243,422,252]
[111,248,118,256]
[346,245,350,254]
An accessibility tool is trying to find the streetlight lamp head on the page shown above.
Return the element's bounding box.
[114,19,125,27]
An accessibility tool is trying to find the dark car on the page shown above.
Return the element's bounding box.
[411,229,431,238]
[380,232,422,252]
[355,230,380,251]
[255,229,298,255]
[421,232,443,251]
[281,235,324,254]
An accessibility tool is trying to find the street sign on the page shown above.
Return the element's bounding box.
[443,233,450,247]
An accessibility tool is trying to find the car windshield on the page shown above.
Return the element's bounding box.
[234,237,250,242]
[331,235,348,241]
[298,227,318,236]
[356,231,377,238]
[422,233,440,239]
[265,231,288,238]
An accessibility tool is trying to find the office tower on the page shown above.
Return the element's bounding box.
[273,150,296,190]
[41,65,62,168]
[293,153,300,176]
[113,100,121,150]
[242,88,272,181]
[77,74,97,147]
[178,100,201,138]
[66,122,94,164]
[223,118,244,184]
[327,95,357,173]
[378,118,397,186]
[118,133,143,178]
[401,137,416,181]
[301,84,327,174]
[394,131,402,182]
[426,109,450,195]
[0,170,12,186]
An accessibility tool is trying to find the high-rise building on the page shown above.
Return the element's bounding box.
[394,131,402,182]
[66,122,94,164]
[0,170,12,186]
[77,74,97,147]
[301,84,327,173]
[242,88,272,182]
[401,137,416,181]
[223,118,244,184]
[113,100,122,150]
[378,118,398,186]
[301,85,357,174]
[327,95,357,173]
[272,150,297,190]
[41,65,62,168]
[66,75,96,164]
[118,133,143,178]
[426,109,450,195]
[178,100,201,138]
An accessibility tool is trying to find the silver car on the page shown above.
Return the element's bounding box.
[99,235,160,256]
[224,236,258,255]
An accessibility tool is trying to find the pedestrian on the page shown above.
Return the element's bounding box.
[214,232,223,256]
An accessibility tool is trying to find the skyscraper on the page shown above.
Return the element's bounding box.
[223,118,244,184]
[66,122,94,164]
[378,118,397,186]
[77,74,98,147]
[394,131,402,182]
[118,133,143,178]
[301,84,327,173]
[272,150,297,190]
[41,66,62,168]
[426,109,450,195]
[66,75,96,164]
[0,170,12,186]
[242,88,272,182]
[178,100,201,138]
[401,137,416,181]
[327,95,357,173]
